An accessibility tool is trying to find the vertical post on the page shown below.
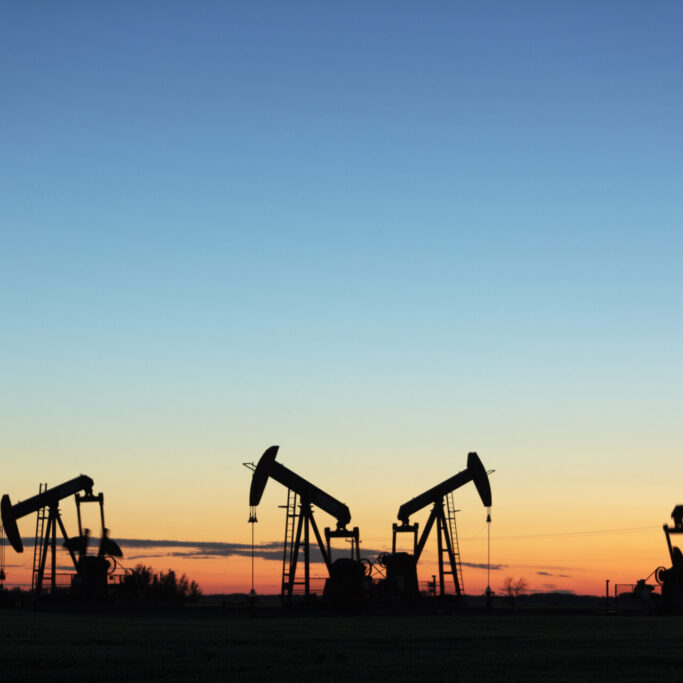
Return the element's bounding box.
[0,524,4,586]
[664,525,674,564]
[436,506,445,596]
[36,514,52,596]
[56,515,77,568]
[99,493,105,532]
[304,509,310,597]
[51,508,57,593]
[76,496,83,536]
[605,579,610,613]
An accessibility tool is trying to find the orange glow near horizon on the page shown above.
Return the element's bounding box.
[1,449,679,599]
[2,520,672,597]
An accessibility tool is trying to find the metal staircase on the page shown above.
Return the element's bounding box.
[31,483,48,593]
[445,492,464,595]
[281,489,306,599]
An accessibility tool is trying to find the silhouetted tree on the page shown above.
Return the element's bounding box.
[121,563,201,604]
[501,576,528,608]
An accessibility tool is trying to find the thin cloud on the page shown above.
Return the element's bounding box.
[115,538,387,563]
[16,536,499,569]
[514,562,583,573]
[119,539,286,561]
[16,537,284,561]
[462,562,506,570]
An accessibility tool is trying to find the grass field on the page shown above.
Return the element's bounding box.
[1,607,681,682]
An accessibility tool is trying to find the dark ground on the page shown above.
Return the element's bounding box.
[1,604,681,682]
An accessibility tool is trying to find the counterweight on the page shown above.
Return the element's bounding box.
[397,452,491,525]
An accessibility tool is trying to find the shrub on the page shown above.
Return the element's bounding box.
[120,563,202,604]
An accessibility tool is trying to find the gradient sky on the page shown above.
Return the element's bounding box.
[2,1,682,595]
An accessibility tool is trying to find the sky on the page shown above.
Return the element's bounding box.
[2,1,682,596]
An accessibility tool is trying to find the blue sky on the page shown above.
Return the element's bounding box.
[2,2,683,587]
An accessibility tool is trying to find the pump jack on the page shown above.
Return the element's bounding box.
[248,445,364,604]
[1,476,122,599]
[386,452,492,600]
[656,505,683,610]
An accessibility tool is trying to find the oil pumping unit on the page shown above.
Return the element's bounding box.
[382,452,492,600]
[655,505,683,610]
[1,475,122,599]
[0,522,5,588]
[247,445,367,604]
